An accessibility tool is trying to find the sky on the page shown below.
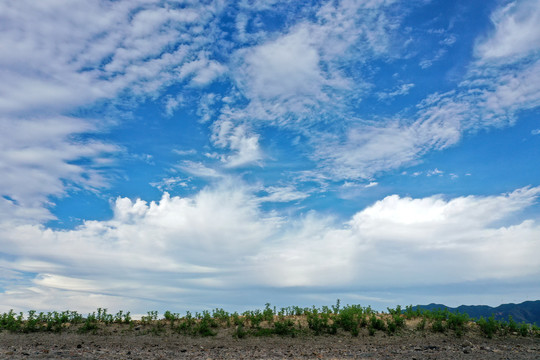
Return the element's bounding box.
[1,0,540,315]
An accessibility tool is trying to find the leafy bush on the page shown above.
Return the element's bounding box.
[79,312,99,334]
[416,317,427,331]
[233,323,247,338]
[273,318,296,336]
[519,322,529,337]
[368,314,385,335]
[431,318,445,333]
[386,313,405,335]
[446,311,469,337]
[3,302,538,339]
[477,316,500,338]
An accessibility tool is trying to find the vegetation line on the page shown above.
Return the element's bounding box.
[1,301,539,338]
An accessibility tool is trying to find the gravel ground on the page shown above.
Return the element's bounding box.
[1,330,539,359]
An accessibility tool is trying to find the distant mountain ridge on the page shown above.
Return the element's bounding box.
[413,300,540,325]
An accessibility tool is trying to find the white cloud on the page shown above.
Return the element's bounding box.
[164,94,185,117]
[224,134,263,168]
[0,0,230,224]
[532,129,540,135]
[193,0,404,173]
[177,161,223,178]
[1,185,540,312]
[258,186,309,203]
[427,168,443,177]
[440,34,457,46]
[196,93,219,123]
[419,59,433,69]
[475,0,540,60]
[0,183,280,312]
[481,59,540,114]
[2,0,540,313]
[222,0,397,127]
[211,121,263,168]
[311,105,463,180]
[239,26,325,102]
[377,83,415,100]
[310,0,540,182]
[0,116,118,224]
[150,177,189,191]
[0,1,222,116]
[172,149,197,156]
[178,52,227,87]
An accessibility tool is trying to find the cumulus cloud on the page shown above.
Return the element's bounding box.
[1,185,540,312]
[0,183,279,312]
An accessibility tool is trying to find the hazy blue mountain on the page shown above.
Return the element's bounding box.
[414,300,540,324]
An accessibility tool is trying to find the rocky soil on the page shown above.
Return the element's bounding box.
[1,330,539,359]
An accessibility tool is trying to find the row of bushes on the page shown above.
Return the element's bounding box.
[1,302,539,338]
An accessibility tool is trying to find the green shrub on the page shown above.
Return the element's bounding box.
[386,313,405,335]
[531,324,539,337]
[368,314,385,335]
[404,305,421,319]
[164,310,179,322]
[78,312,99,334]
[233,323,247,338]
[431,319,445,333]
[0,310,22,332]
[141,311,158,325]
[194,311,217,336]
[519,322,529,337]
[416,317,427,331]
[507,315,518,332]
[212,308,231,326]
[477,316,500,338]
[306,309,327,335]
[447,311,469,336]
[273,318,296,336]
[263,303,275,323]
[336,304,363,334]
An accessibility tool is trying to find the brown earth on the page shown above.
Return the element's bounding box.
[1,328,539,360]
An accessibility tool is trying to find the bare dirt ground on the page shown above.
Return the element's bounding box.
[1,329,539,359]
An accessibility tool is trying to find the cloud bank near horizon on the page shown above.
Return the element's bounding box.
[2,184,540,312]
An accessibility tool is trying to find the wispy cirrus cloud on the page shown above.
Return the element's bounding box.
[0,0,228,222]
[475,0,540,60]
[302,0,540,182]
[0,116,118,223]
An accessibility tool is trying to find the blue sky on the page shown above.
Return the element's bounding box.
[1,0,540,315]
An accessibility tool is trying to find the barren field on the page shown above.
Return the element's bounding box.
[2,305,540,359]
[1,327,539,359]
